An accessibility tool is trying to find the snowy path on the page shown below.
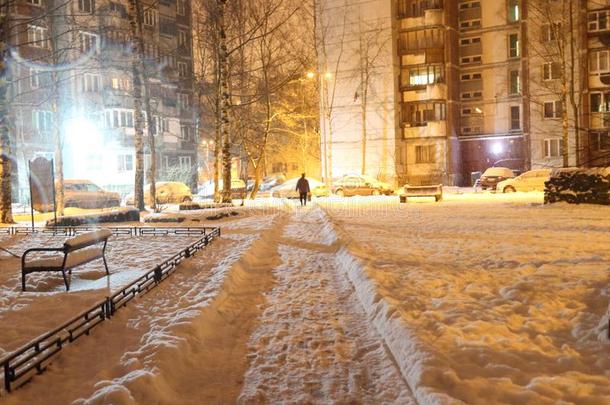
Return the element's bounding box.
[239,208,415,404]
[1,208,417,404]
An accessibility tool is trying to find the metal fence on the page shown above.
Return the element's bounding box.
[0,226,217,237]
[0,226,220,394]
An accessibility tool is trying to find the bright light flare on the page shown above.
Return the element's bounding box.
[491,143,504,155]
[64,117,103,152]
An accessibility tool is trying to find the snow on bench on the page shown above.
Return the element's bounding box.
[399,184,443,203]
[21,229,112,291]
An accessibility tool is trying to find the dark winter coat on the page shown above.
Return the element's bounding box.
[296,177,310,193]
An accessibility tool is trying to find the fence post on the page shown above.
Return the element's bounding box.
[4,361,11,393]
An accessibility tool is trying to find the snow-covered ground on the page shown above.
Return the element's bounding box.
[0,193,608,404]
[323,193,610,404]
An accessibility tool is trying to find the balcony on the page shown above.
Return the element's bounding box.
[401,101,446,129]
[402,83,447,102]
[589,72,610,88]
[402,121,447,139]
[399,9,444,30]
[398,0,443,19]
[590,112,610,129]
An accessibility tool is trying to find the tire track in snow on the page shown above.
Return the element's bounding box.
[239,207,416,404]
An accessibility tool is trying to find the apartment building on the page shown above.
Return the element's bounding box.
[585,0,610,167]
[8,0,197,201]
[320,0,610,186]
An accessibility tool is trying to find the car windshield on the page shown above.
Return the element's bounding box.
[483,167,512,177]
[85,184,101,192]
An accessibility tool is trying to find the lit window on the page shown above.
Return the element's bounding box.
[402,64,444,88]
[27,0,42,6]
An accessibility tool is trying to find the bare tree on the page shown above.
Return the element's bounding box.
[353,15,389,175]
[315,0,349,184]
[0,0,13,222]
[529,0,584,168]
[127,0,147,210]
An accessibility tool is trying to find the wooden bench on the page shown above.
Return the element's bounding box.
[399,184,443,203]
[21,229,112,291]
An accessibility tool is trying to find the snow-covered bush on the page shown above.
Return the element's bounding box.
[46,208,140,226]
[545,167,610,205]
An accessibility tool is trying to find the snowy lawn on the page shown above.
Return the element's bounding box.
[322,192,610,404]
[0,209,281,404]
[0,232,207,356]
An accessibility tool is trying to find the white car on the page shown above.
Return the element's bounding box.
[497,169,551,193]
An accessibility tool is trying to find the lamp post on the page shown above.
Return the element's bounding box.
[306,71,333,187]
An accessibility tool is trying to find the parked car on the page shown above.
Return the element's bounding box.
[479,167,516,190]
[34,179,121,212]
[497,169,551,193]
[332,175,393,197]
[126,181,192,206]
[197,179,247,199]
[271,177,330,199]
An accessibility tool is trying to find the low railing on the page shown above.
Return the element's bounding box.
[1,226,217,237]
[0,226,220,394]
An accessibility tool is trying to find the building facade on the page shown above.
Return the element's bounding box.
[7,0,197,201]
[320,0,607,186]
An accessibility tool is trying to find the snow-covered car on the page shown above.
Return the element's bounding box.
[126,182,192,206]
[35,180,121,212]
[479,167,516,190]
[270,177,330,199]
[197,179,246,199]
[332,175,393,197]
[497,169,551,193]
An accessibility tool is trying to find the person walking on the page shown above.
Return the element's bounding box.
[296,173,310,206]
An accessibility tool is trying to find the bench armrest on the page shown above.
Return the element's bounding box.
[22,247,65,265]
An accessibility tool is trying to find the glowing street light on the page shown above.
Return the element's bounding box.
[491,142,504,155]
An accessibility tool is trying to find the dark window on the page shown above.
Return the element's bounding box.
[510,106,520,130]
